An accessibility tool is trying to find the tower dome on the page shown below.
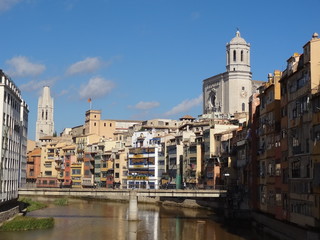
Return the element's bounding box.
[230,31,247,44]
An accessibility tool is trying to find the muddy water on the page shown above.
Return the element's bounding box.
[1,199,275,240]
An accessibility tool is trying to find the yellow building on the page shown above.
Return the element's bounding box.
[84,110,116,140]
[71,162,83,188]
[280,33,320,228]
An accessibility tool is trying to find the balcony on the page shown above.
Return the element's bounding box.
[55,157,63,163]
[55,164,65,171]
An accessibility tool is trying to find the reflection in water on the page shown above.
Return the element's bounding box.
[0,199,275,240]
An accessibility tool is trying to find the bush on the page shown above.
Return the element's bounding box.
[53,197,69,206]
[0,216,54,231]
[19,198,47,212]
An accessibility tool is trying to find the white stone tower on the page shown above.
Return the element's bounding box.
[226,30,252,114]
[35,86,54,142]
[203,30,256,116]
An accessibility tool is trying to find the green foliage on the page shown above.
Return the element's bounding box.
[0,216,54,231]
[53,197,69,206]
[19,198,47,212]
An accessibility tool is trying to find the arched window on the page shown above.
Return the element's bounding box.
[242,103,245,111]
[241,50,243,61]
[46,110,48,120]
[233,50,236,62]
[42,110,44,119]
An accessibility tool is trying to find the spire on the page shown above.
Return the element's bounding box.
[236,30,241,37]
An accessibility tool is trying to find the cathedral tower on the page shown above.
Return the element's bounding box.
[35,86,54,142]
[226,30,251,72]
[203,30,259,117]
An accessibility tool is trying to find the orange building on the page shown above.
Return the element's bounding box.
[26,148,42,187]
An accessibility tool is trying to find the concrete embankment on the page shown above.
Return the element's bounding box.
[252,212,320,240]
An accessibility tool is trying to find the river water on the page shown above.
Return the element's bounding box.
[1,199,276,240]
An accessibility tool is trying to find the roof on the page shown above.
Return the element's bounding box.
[180,115,195,120]
[229,31,247,44]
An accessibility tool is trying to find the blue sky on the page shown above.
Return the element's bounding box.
[0,0,319,140]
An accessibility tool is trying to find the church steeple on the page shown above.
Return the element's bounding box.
[35,86,54,142]
[226,30,251,72]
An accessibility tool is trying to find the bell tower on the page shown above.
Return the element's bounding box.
[226,30,251,73]
[35,86,54,142]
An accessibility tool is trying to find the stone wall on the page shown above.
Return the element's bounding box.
[252,212,320,240]
[0,206,19,224]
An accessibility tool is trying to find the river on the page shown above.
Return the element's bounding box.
[1,199,276,240]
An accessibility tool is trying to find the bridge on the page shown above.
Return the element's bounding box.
[19,188,227,221]
[18,188,227,199]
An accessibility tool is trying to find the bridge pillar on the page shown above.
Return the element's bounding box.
[128,190,138,221]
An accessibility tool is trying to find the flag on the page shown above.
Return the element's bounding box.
[88,98,91,103]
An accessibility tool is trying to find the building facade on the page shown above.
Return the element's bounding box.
[0,70,29,205]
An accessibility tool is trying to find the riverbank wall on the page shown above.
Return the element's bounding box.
[252,212,320,240]
[0,206,20,224]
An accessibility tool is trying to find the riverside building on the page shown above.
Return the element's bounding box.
[0,70,29,206]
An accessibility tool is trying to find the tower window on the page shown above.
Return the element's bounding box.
[241,51,243,61]
[94,123,96,126]
[233,50,236,62]
[242,103,245,111]
[242,86,245,90]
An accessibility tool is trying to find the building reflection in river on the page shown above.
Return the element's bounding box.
[0,199,276,240]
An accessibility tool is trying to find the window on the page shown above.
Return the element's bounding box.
[241,50,243,61]
[104,123,106,127]
[233,50,236,61]
[115,173,119,178]
[242,103,245,111]
[94,122,96,126]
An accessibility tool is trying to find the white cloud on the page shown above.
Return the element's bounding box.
[19,79,56,92]
[0,0,22,12]
[131,101,160,110]
[66,57,104,75]
[164,95,202,116]
[78,76,115,100]
[6,56,46,77]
